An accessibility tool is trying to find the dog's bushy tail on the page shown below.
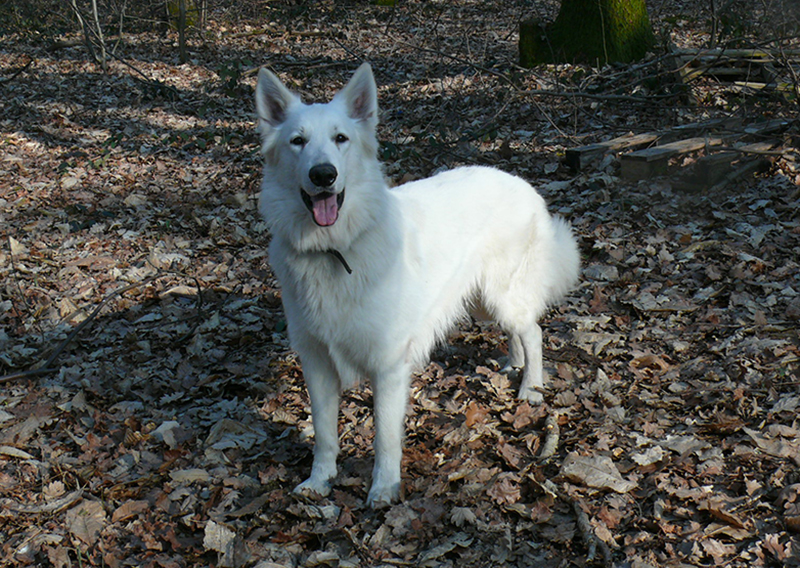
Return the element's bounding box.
[549,217,581,301]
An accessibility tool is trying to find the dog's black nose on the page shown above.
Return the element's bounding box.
[309,164,338,188]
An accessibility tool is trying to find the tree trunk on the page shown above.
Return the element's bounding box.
[90,0,107,70]
[178,0,187,63]
[520,0,655,67]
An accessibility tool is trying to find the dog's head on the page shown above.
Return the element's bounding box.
[255,63,379,230]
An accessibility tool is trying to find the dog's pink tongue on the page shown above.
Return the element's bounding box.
[312,194,339,226]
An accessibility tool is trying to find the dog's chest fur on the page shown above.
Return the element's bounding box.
[273,233,412,376]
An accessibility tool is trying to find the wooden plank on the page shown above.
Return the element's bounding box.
[733,82,795,94]
[624,137,723,162]
[621,137,724,180]
[671,47,800,60]
[707,157,772,193]
[692,152,738,185]
[672,152,737,191]
[743,119,791,135]
[671,118,736,132]
[736,141,782,154]
[682,66,764,82]
[670,118,742,137]
[565,118,785,182]
[672,141,780,192]
[692,144,777,185]
[565,132,658,170]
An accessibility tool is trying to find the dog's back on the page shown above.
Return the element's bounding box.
[393,165,579,318]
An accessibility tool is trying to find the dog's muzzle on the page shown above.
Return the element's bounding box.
[309,163,338,188]
[303,163,344,227]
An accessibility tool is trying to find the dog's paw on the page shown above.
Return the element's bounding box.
[518,386,544,405]
[293,477,332,500]
[366,482,400,509]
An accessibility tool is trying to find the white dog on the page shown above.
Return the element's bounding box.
[255,63,579,507]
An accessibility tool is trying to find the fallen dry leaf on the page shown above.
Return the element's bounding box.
[66,501,106,546]
[561,453,637,493]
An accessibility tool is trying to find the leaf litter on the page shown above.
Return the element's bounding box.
[1,1,799,567]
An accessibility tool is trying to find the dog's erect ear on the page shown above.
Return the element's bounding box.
[334,63,378,127]
[255,68,301,129]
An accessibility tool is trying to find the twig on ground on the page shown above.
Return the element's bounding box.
[48,35,124,53]
[342,527,373,565]
[106,50,182,99]
[0,367,60,385]
[571,497,612,566]
[539,412,560,461]
[1,58,34,83]
[49,34,181,99]
[541,477,613,565]
[329,36,367,66]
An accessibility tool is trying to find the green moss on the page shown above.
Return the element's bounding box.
[167,0,199,29]
[520,0,655,67]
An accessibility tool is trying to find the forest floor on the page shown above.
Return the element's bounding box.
[1,1,799,567]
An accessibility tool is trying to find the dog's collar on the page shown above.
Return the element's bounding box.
[326,249,352,274]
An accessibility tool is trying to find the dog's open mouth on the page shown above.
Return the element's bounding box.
[302,189,345,227]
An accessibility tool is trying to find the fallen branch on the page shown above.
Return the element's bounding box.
[48,33,181,99]
[0,367,60,385]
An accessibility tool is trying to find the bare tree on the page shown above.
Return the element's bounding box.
[69,0,108,70]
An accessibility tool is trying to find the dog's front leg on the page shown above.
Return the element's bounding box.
[294,352,341,499]
[367,363,411,508]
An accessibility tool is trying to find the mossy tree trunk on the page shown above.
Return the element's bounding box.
[520,0,655,67]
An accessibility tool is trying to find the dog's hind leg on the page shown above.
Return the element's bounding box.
[502,332,526,372]
[294,351,341,499]
[367,362,411,508]
[516,322,545,404]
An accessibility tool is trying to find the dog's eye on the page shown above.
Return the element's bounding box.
[334,133,349,144]
[290,136,305,146]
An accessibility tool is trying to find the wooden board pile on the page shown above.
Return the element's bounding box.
[669,47,800,95]
[565,118,793,191]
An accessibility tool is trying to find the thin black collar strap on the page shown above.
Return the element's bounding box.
[326,249,353,274]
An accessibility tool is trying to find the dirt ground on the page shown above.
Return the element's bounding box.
[1,1,799,567]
